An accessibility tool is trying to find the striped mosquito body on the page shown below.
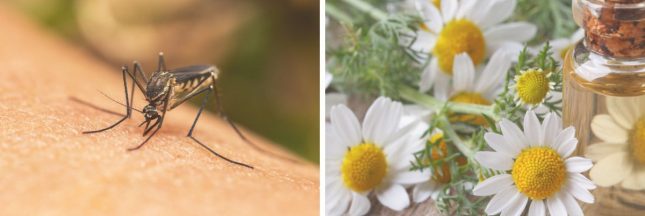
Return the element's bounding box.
[79,53,287,169]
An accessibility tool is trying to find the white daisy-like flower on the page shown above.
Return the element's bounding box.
[431,50,512,126]
[414,0,536,92]
[473,111,596,216]
[326,97,431,215]
[545,28,584,63]
[399,107,443,203]
[587,96,645,190]
[511,68,559,112]
[411,131,461,203]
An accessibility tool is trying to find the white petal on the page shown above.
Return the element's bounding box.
[621,174,642,190]
[411,30,437,54]
[413,181,437,203]
[392,170,431,184]
[330,105,363,148]
[501,194,528,216]
[541,113,562,149]
[441,0,458,22]
[467,0,494,26]
[456,0,476,19]
[326,93,348,118]
[559,192,584,216]
[485,22,537,43]
[363,97,402,146]
[488,42,524,59]
[484,132,518,157]
[589,152,633,187]
[452,53,476,93]
[500,118,529,150]
[348,193,370,216]
[565,157,593,173]
[479,0,515,28]
[419,58,438,92]
[433,72,451,101]
[566,182,595,203]
[472,174,514,196]
[376,184,410,211]
[475,151,513,171]
[475,49,511,94]
[415,0,443,33]
[591,114,628,143]
[546,196,566,216]
[569,172,597,190]
[523,110,542,147]
[485,187,520,215]
[554,127,577,157]
[326,125,346,160]
[585,143,626,161]
[606,96,641,130]
[326,181,351,215]
[528,200,545,216]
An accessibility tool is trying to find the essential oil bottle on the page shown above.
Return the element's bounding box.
[563,0,644,214]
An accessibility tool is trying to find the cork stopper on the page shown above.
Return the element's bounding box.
[577,0,645,58]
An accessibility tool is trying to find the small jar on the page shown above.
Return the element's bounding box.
[563,0,645,215]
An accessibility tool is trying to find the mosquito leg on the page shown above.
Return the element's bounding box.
[83,66,132,134]
[127,125,161,151]
[211,78,298,163]
[189,136,253,169]
[133,61,149,82]
[157,52,166,72]
[186,87,253,169]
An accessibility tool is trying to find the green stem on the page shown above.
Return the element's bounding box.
[399,86,498,119]
[436,116,474,158]
[342,0,388,20]
[326,3,354,24]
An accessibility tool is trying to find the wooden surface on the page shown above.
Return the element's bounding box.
[0,4,318,216]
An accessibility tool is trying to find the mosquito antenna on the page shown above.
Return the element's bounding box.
[97,90,143,113]
[69,96,121,116]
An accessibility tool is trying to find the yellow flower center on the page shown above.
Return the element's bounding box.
[448,92,491,126]
[630,117,645,164]
[516,69,550,105]
[432,0,441,9]
[512,147,567,200]
[428,133,451,183]
[422,133,468,184]
[341,143,387,192]
[433,19,486,74]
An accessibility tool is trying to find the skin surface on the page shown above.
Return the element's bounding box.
[0,5,318,216]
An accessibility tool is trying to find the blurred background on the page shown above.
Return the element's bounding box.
[4,0,319,162]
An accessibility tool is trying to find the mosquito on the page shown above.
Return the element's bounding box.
[82,53,274,169]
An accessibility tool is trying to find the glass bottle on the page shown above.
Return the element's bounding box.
[563,0,645,215]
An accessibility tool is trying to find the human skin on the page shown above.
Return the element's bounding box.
[0,5,318,216]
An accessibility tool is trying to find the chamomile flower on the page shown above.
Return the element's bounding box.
[512,68,556,109]
[414,0,536,91]
[326,97,431,215]
[412,131,467,203]
[432,50,512,126]
[473,111,596,216]
[587,96,645,190]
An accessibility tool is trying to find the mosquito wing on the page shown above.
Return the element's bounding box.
[167,65,219,110]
